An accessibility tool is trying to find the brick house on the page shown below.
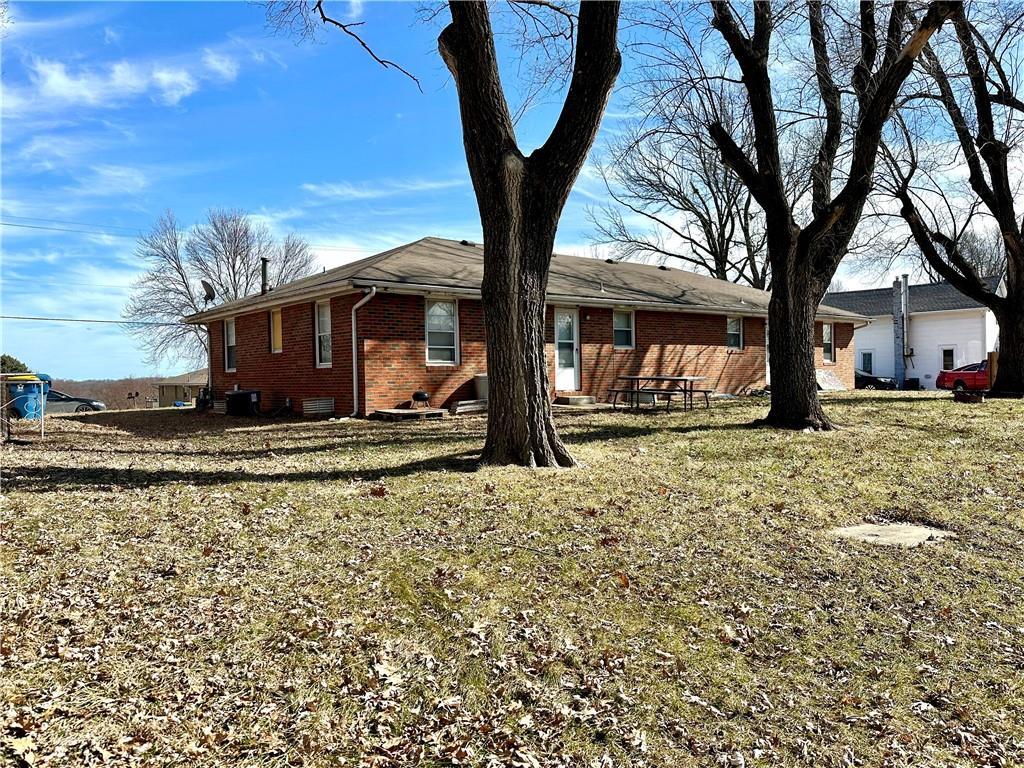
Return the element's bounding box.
[185,237,864,416]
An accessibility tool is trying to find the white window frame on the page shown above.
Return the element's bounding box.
[940,345,957,371]
[315,300,332,368]
[822,323,835,363]
[726,316,744,350]
[270,308,283,354]
[224,318,237,373]
[860,349,875,375]
[612,309,635,350]
[425,297,459,366]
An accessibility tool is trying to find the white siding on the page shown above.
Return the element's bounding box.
[852,309,991,389]
[907,310,988,388]
[985,309,999,353]
[852,317,895,376]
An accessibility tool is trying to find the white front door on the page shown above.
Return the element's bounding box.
[554,308,580,391]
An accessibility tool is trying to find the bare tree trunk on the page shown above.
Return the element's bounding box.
[440,1,620,467]
[707,1,956,429]
[884,4,1023,396]
[765,260,831,428]
[479,206,573,465]
[993,306,1024,394]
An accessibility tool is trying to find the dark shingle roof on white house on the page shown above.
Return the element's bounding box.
[185,237,867,324]
[823,276,1002,317]
[151,368,208,386]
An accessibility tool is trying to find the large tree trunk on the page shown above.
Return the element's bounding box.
[763,260,833,430]
[992,306,1024,394]
[478,165,574,467]
[708,2,956,430]
[439,1,620,467]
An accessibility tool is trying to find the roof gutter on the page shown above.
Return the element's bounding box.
[183,280,357,324]
[349,279,868,324]
[350,287,377,417]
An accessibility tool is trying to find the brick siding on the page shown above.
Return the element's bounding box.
[206,291,854,415]
[209,294,357,414]
[814,320,855,388]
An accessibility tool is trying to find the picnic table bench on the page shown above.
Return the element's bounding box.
[609,375,712,412]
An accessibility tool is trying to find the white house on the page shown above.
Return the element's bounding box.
[824,276,1002,389]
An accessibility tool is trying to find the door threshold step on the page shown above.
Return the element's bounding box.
[554,395,596,406]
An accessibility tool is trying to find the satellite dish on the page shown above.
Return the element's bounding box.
[201,280,216,305]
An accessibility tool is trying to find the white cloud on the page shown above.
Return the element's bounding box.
[6,41,255,117]
[17,134,105,171]
[152,67,197,104]
[103,26,121,45]
[69,164,150,196]
[32,59,147,106]
[5,7,104,41]
[202,50,239,81]
[346,0,365,21]
[301,178,467,200]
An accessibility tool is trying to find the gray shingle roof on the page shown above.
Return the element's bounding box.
[185,237,866,323]
[823,276,1001,317]
[151,368,208,386]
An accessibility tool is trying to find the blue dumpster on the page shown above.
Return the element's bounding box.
[6,374,51,420]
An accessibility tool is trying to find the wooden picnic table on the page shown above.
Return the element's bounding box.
[609,375,710,412]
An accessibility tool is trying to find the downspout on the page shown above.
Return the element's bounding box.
[350,287,377,417]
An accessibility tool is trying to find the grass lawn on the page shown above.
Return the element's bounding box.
[2,393,1023,767]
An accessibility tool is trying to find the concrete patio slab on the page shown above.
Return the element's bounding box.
[829,523,955,547]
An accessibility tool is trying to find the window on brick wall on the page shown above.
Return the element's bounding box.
[613,309,634,349]
[315,301,332,367]
[270,308,283,353]
[823,323,834,363]
[224,319,237,372]
[426,298,458,364]
[726,317,743,349]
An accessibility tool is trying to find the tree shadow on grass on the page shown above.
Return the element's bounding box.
[562,419,765,445]
[821,393,944,406]
[42,409,767,462]
[45,428,488,461]
[63,409,284,437]
[6,449,483,493]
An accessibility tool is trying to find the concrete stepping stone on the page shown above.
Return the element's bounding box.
[829,523,954,547]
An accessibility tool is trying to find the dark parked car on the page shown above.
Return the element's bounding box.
[936,361,989,391]
[45,389,107,413]
[854,369,897,390]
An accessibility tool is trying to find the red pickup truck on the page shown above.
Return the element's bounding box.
[936,361,990,391]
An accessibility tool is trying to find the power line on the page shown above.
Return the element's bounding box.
[3,214,142,232]
[0,219,374,251]
[1,221,129,237]
[1,274,134,290]
[0,315,184,326]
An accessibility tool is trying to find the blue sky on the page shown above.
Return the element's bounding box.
[2,1,628,378]
[2,1,884,380]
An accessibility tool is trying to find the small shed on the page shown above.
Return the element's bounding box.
[152,368,208,407]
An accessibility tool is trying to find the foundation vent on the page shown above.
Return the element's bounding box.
[302,397,335,417]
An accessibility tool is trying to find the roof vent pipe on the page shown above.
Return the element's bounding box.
[350,286,377,417]
[261,257,270,295]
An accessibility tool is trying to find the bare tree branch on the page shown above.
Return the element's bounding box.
[123,210,315,368]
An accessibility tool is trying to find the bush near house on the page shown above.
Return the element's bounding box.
[1,393,1022,766]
